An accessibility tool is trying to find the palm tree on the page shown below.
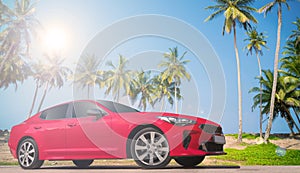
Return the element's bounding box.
[281,40,300,78]
[104,55,132,102]
[159,47,190,113]
[0,0,40,80]
[28,60,45,118]
[281,46,300,127]
[205,0,257,142]
[250,70,300,135]
[73,54,102,99]
[281,21,300,124]
[0,0,38,90]
[129,71,156,111]
[0,52,30,90]
[289,17,300,47]
[36,54,72,112]
[244,28,268,139]
[258,0,291,142]
[281,19,300,79]
[152,74,180,111]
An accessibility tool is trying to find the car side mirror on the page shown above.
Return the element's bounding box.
[87,109,103,120]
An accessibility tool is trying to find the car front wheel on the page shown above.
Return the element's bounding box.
[131,127,171,169]
[17,138,44,169]
[174,156,205,167]
[72,160,94,168]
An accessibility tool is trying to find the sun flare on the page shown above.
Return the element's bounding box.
[43,27,67,52]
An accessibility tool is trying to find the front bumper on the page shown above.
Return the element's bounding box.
[168,127,226,157]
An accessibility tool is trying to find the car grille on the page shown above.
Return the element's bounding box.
[199,142,224,152]
[199,124,223,134]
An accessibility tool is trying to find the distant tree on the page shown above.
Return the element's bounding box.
[36,54,72,112]
[0,0,40,89]
[73,54,103,99]
[159,47,190,113]
[0,54,30,90]
[250,70,300,135]
[129,71,156,111]
[281,19,300,79]
[289,18,300,47]
[244,28,268,139]
[152,74,180,111]
[258,0,292,142]
[104,55,132,102]
[28,60,45,117]
[280,19,300,125]
[205,0,257,142]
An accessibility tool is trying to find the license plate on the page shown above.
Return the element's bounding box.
[213,135,226,144]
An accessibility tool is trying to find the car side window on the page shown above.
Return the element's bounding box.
[40,104,69,120]
[72,102,107,118]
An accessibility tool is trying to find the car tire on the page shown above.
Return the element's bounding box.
[174,156,205,167]
[131,127,171,169]
[17,138,44,169]
[72,160,94,168]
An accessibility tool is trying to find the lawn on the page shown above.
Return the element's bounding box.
[226,133,281,140]
[213,143,300,165]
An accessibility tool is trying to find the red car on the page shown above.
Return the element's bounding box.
[8,100,226,169]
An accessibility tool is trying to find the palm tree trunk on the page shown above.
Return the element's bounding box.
[28,81,39,118]
[117,89,120,102]
[175,82,178,113]
[264,4,282,142]
[284,113,295,136]
[37,81,49,112]
[286,108,300,134]
[233,22,243,143]
[160,96,165,112]
[256,53,263,139]
[88,84,90,99]
[292,107,300,124]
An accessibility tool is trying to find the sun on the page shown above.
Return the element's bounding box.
[43,27,67,53]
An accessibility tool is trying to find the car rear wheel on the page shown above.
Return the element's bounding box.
[72,160,94,168]
[131,127,171,169]
[174,156,205,167]
[17,138,44,169]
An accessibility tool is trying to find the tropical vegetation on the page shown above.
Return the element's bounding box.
[159,47,190,113]
[73,54,102,99]
[0,0,40,90]
[35,54,72,112]
[129,71,156,111]
[244,28,268,139]
[250,70,300,135]
[0,0,300,144]
[103,55,132,102]
[205,0,258,142]
[258,0,292,142]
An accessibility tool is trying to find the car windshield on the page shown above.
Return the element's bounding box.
[97,100,139,113]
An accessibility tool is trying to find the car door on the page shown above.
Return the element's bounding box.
[37,103,70,159]
[65,101,113,158]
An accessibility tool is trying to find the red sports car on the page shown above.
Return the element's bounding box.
[8,100,226,169]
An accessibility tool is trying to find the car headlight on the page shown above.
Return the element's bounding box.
[157,116,196,126]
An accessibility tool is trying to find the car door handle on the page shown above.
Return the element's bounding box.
[67,123,77,127]
[34,126,41,130]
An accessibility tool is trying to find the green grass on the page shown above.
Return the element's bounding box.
[0,162,18,166]
[214,143,300,165]
[226,133,281,140]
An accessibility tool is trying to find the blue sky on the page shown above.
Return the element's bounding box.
[1,0,300,134]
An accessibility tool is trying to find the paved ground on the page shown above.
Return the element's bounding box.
[1,166,300,173]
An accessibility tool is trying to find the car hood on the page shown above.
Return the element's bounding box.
[116,112,220,127]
